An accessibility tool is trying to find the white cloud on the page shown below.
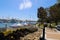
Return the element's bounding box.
[19,0,32,10]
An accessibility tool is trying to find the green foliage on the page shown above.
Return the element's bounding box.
[57,0,60,3]
[10,19,16,23]
[37,7,47,22]
[49,3,60,24]
[37,7,47,18]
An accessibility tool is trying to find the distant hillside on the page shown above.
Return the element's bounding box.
[0,19,36,23]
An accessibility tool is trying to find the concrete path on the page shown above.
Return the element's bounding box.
[45,28,60,40]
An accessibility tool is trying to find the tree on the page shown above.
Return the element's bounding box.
[37,7,47,22]
[10,19,17,23]
[37,7,47,40]
[57,0,60,3]
[49,3,60,25]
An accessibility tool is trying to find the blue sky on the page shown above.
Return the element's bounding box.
[0,0,57,20]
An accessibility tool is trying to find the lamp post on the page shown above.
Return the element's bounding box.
[40,22,47,40]
[43,22,47,40]
[43,23,45,40]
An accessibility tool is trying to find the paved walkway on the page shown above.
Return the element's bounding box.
[45,28,60,40]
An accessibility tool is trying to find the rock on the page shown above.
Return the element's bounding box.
[20,29,42,40]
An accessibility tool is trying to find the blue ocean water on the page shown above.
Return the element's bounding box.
[0,23,14,28]
[0,22,36,28]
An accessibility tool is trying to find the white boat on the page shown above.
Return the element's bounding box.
[23,22,28,26]
[10,23,23,28]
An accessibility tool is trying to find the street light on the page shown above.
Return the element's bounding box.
[43,22,47,40]
[40,22,47,40]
